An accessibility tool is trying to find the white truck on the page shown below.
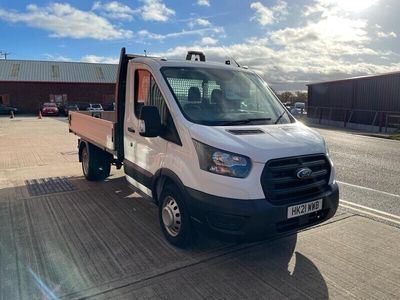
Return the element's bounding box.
[69,48,339,247]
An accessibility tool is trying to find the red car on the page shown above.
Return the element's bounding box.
[41,103,59,116]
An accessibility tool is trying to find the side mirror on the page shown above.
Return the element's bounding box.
[139,106,161,137]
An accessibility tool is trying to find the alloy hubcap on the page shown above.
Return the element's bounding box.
[161,196,181,237]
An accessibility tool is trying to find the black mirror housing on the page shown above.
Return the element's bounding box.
[139,106,161,137]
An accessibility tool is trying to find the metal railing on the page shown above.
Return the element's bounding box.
[307,106,400,132]
[385,114,400,133]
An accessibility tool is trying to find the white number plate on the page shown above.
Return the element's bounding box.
[287,199,323,219]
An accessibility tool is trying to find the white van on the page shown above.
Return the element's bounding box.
[69,49,339,247]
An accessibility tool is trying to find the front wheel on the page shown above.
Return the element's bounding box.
[159,184,192,248]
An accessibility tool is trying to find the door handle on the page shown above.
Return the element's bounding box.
[127,127,135,133]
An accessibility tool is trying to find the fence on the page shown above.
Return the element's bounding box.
[307,106,400,132]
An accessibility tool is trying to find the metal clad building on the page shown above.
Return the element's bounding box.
[0,59,118,113]
[307,71,400,127]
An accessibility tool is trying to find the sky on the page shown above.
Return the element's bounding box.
[0,0,399,91]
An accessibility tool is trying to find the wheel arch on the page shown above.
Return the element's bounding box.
[78,139,89,163]
[152,168,187,205]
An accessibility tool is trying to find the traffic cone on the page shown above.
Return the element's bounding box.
[38,110,42,119]
[10,110,14,119]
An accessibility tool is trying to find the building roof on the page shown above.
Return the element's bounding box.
[0,59,117,83]
[307,70,400,86]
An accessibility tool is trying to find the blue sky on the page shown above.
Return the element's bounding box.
[0,0,399,90]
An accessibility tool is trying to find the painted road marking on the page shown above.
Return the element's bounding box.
[340,199,400,220]
[339,199,400,225]
[337,181,400,199]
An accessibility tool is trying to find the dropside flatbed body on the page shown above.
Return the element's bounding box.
[69,111,117,155]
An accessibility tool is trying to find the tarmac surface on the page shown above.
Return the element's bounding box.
[311,125,400,220]
[0,116,399,299]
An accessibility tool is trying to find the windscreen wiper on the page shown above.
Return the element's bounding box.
[274,110,287,124]
[218,118,272,126]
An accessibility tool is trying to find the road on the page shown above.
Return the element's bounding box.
[313,126,400,223]
[1,116,400,299]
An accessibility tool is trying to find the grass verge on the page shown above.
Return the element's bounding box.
[389,131,400,140]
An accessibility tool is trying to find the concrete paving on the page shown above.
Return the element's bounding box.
[1,116,399,299]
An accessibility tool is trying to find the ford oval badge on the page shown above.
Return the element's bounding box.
[297,167,312,179]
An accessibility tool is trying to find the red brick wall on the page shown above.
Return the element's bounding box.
[0,81,116,113]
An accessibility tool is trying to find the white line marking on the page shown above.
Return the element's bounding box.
[340,199,400,220]
[337,181,400,199]
[339,203,400,226]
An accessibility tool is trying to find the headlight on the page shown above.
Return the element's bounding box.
[193,140,251,178]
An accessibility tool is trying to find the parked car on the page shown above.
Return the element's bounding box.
[103,103,115,111]
[76,102,90,111]
[0,104,18,115]
[285,104,294,111]
[291,102,307,116]
[87,103,103,112]
[62,104,79,116]
[41,102,59,116]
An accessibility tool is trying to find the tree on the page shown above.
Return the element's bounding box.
[276,91,308,104]
[278,91,294,103]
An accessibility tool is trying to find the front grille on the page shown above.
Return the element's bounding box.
[261,154,331,204]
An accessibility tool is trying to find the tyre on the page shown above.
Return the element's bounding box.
[81,143,111,181]
[159,184,192,248]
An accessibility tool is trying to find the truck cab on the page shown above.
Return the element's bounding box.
[69,48,339,247]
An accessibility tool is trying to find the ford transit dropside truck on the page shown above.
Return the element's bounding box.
[69,48,339,247]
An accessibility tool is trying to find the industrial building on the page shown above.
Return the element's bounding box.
[0,59,117,113]
[307,71,400,131]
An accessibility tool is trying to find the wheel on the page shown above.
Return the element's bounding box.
[159,184,192,248]
[81,143,111,181]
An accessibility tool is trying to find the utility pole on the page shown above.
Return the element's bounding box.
[0,51,11,60]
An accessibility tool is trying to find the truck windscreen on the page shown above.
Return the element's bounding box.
[161,67,293,126]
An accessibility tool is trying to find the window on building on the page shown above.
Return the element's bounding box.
[0,95,10,105]
[95,67,105,80]
[50,94,67,105]
[10,64,20,77]
[52,65,60,78]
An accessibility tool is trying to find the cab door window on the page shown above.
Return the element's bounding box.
[134,69,181,145]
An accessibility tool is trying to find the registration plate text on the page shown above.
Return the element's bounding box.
[287,199,323,219]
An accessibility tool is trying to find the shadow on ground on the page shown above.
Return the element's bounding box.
[0,176,328,299]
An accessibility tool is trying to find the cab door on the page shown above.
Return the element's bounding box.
[124,65,169,196]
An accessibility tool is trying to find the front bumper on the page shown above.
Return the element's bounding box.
[185,183,339,241]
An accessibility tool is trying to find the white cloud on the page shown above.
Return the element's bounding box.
[200,37,218,45]
[250,2,274,25]
[270,17,369,46]
[137,29,164,40]
[304,0,378,17]
[81,55,118,64]
[155,42,400,91]
[138,26,224,41]
[271,0,288,17]
[188,18,211,28]
[250,1,288,26]
[0,3,133,40]
[92,1,136,21]
[377,31,397,38]
[43,53,72,61]
[148,0,399,91]
[140,0,175,22]
[197,0,210,7]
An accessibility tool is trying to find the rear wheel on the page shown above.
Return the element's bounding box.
[81,143,111,181]
[159,184,192,248]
